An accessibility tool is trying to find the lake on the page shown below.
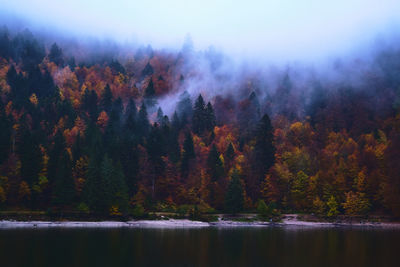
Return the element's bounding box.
[0,226,399,267]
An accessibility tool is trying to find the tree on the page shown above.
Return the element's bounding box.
[81,89,98,121]
[18,126,42,186]
[327,195,339,217]
[205,102,216,131]
[343,191,370,215]
[225,169,244,214]
[100,84,113,113]
[237,92,260,139]
[181,131,195,178]
[102,156,129,214]
[137,102,150,139]
[207,144,224,182]
[53,150,75,206]
[47,131,66,183]
[48,43,64,66]
[291,171,309,211]
[253,114,275,180]
[0,109,11,165]
[85,155,108,214]
[257,199,273,219]
[144,78,157,107]
[192,94,206,134]
[0,26,12,59]
[141,62,154,76]
[176,90,193,126]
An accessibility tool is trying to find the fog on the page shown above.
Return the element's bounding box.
[1,1,400,120]
[1,0,400,62]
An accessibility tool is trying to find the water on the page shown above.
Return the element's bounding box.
[0,226,399,267]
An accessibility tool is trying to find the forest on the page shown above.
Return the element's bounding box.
[0,26,399,219]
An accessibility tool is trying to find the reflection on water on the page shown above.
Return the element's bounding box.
[0,226,399,267]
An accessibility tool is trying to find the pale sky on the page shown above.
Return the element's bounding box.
[1,0,400,61]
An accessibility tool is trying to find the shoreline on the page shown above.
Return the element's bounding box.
[1,218,400,229]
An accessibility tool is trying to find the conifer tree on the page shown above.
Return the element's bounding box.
[207,144,224,182]
[48,43,64,66]
[225,169,244,214]
[192,94,206,134]
[177,90,193,126]
[53,150,75,206]
[100,84,113,113]
[181,131,195,178]
[205,102,216,131]
[254,114,275,180]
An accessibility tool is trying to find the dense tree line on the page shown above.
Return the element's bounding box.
[0,27,399,217]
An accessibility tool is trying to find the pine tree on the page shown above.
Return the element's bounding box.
[171,111,181,131]
[254,114,275,180]
[18,127,42,186]
[48,43,64,66]
[157,107,164,125]
[81,89,98,121]
[207,144,224,182]
[137,102,150,140]
[100,84,113,113]
[181,131,195,178]
[0,106,11,165]
[47,131,66,183]
[141,62,154,76]
[53,150,75,206]
[85,155,109,214]
[177,90,193,126]
[205,102,216,131]
[144,78,157,107]
[124,99,137,141]
[225,169,244,214]
[109,161,129,213]
[225,143,235,162]
[192,94,206,134]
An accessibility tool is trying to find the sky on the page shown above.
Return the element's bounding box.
[1,0,400,61]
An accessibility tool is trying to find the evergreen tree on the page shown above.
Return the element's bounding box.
[18,126,42,186]
[48,43,64,66]
[192,94,206,134]
[177,90,193,126]
[47,131,66,183]
[141,62,154,76]
[157,107,164,125]
[207,144,224,182]
[109,59,126,75]
[123,99,137,141]
[144,78,157,107]
[100,84,113,113]
[171,111,180,131]
[82,89,98,121]
[237,91,260,140]
[205,102,216,131]
[225,143,235,162]
[253,114,275,180]
[0,26,12,59]
[109,161,129,212]
[169,130,181,163]
[181,131,195,178]
[225,169,244,214]
[85,155,108,213]
[125,99,137,120]
[0,105,11,165]
[137,102,150,139]
[53,150,75,206]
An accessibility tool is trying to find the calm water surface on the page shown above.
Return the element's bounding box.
[0,226,399,267]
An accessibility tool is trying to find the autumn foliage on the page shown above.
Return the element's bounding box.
[0,27,399,218]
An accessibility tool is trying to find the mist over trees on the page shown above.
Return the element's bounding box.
[0,25,400,217]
